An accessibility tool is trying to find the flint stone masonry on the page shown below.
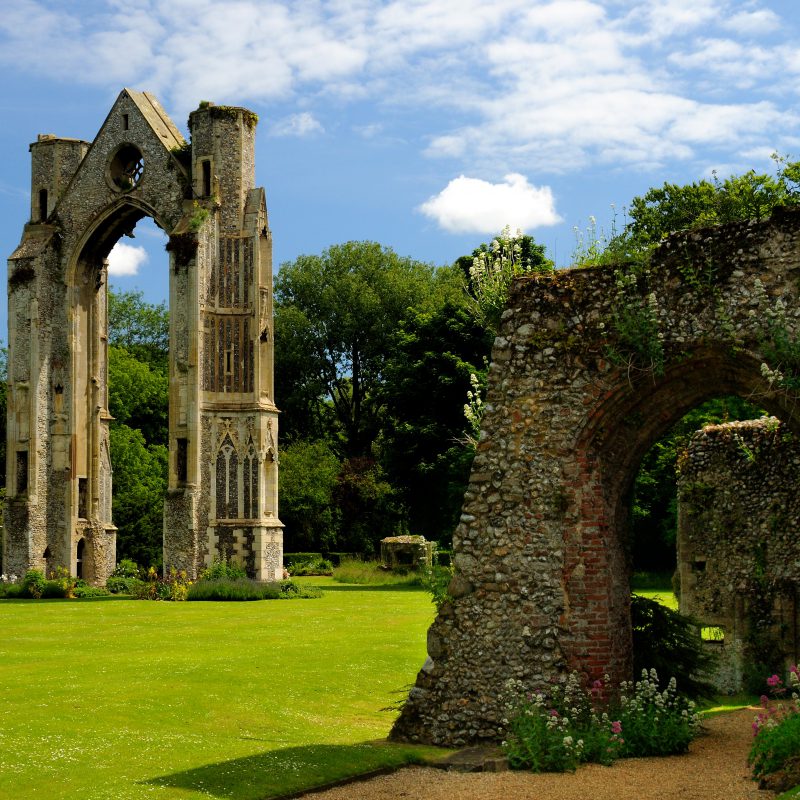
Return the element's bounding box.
[4,89,282,585]
[380,535,434,570]
[677,418,800,692]
[392,207,800,746]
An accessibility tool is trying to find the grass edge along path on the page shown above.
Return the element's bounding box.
[0,577,442,800]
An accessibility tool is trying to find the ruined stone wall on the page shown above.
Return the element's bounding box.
[677,418,800,691]
[393,208,800,746]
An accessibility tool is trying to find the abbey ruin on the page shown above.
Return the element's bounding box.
[392,209,800,745]
[4,89,282,585]
[6,89,800,751]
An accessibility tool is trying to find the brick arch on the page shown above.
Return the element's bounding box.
[393,208,800,746]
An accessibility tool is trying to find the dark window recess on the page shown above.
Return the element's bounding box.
[202,160,211,196]
[78,477,88,518]
[76,539,85,580]
[693,560,707,573]
[177,438,188,483]
[122,113,129,130]
[38,189,48,222]
[43,546,51,561]
[15,451,28,495]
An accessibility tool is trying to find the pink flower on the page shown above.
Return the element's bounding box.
[611,720,622,734]
[767,674,782,688]
[549,709,559,717]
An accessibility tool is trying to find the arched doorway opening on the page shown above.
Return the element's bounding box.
[66,201,171,583]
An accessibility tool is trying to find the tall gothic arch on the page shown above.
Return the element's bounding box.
[4,89,282,584]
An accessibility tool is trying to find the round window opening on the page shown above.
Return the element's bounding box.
[109,144,144,191]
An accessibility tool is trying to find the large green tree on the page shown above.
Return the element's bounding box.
[108,289,169,369]
[107,289,169,566]
[380,301,493,542]
[274,240,457,457]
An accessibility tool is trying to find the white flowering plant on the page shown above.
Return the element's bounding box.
[501,673,623,772]
[502,668,701,772]
[616,669,700,757]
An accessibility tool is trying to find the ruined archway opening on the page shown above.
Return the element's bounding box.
[106,216,169,570]
[72,209,170,578]
[629,394,763,583]
[588,349,800,692]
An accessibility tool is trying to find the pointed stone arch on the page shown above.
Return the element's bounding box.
[393,208,800,746]
[4,89,282,584]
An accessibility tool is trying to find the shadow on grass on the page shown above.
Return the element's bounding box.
[144,740,445,799]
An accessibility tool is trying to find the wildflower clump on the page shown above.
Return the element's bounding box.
[616,669,700,757]
[502,668,701,773]
[501,673,623,772]
[749,667,800,792]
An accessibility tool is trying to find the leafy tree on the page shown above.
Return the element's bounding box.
[274,240,450,457]
[108,345,168,445]
[109,424,167,567]
[616,156,800,257]
[107,289,170,567]
[631,396,763,572]
[279,440,341,552]
[380,301,493,542]
[333,457,401,555]
[0,344,6,487]
[108,289,169,369]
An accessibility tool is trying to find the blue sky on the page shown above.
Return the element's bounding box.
[2,0,799,335]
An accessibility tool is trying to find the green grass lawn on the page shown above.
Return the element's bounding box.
[0,578,441,800]
[632,588,678,610]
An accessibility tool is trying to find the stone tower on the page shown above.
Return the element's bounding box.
[4,89,282,584]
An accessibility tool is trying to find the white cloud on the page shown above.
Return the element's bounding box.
[1,0,798,176]
[723,9,780,35]
[107,242,147,276]
[270,112,325,137]
[419,173,561,234]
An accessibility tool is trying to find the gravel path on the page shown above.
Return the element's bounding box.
[304,709,773,800]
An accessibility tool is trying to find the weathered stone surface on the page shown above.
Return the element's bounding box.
[392,208,800,746]
[677,418,800,692]
[3,90,282,584]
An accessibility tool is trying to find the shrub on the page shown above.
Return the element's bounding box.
[73,583,110,598]
[112,559,140,579]
[21,570,46,599]
[750,667,800,792]
[187,578,320,601]
[0,583,24,599]
[631,594,717,699]
[106,575,143,594]
[131,566,191,601]
[46,566,77,598]
[616,669,701,757]
[200,560,247,581]
[420,563,454,610]
[41,580,69,599]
